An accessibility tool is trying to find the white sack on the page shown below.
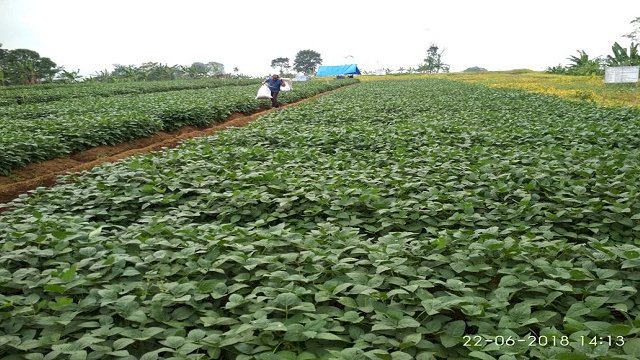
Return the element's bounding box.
[256,84,272,99]
[280,80,292,92]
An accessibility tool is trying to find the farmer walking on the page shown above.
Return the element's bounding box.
[263,74,284,108]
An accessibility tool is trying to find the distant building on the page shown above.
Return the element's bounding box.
[316,64,362,77]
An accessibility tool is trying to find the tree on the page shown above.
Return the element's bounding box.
[2,48,58,85]
[624,16,640,43]
[0,43,6,86]
[419,44,448,74]
[270,57,290,75]
[208,62,224,76]
[293,49,322,75]
[184,62,210,79]
[182,61,224,79]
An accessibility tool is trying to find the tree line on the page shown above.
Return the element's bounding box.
[0,44,240,86]
[92,62,232,83]
[547,17,640,76]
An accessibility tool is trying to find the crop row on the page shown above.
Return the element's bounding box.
[0,79,357,174]
[0,78,263,106]
[1,79,640,359]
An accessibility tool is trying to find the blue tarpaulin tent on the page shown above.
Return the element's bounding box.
[316,64,361,77]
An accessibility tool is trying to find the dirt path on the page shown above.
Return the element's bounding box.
[0,87,346,205]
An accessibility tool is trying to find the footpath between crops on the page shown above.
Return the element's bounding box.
[0,85,355,206]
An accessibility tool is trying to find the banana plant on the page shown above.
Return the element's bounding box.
[16,59,37,84]
[566,50,604,75]
[606,42,640,66]
[567,50,591,67]
[90,69,113,82]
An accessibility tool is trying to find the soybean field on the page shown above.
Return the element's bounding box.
[1,79,640,359]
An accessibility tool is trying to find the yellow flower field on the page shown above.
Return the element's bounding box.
[356,70,640,108]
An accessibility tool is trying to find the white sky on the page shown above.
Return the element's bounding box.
[1,0,639,77]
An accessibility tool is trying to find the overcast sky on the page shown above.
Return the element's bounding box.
[1,0,639,77]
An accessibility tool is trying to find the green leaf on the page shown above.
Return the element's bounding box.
[555,352,589,360]
[160,336,185,349]
[338,296,358,308]
[315,333,344,341]
[88,226,103,239]
[177,342,201,355]
[440,334,459,348]
[624,338,640,357]
[107,350,130,357]
[126,310,148,323]
[275,293,301,307]
[24,354,45,360]
[338,311,363,323]
[372,323,396,332]
[566,303,590,318]
[421,299,443,315]
[69,351,87,360]
[509,302,531,322]
[608,324,632,336]
[468,351,496,360]
[135,327,165,340]
[584,321,611,333]
[60,264,77,282]
[187,329,207,342]
[140,351,159,360]
[443,320,465,337]
[390,351,414,360]
[113,338,135,350]
[291,302,316,312]
[402,333,422,346]
[584,296,608,309]
[398,318,421,328]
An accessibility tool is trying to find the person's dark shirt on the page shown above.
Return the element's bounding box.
[265,78,283,92]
